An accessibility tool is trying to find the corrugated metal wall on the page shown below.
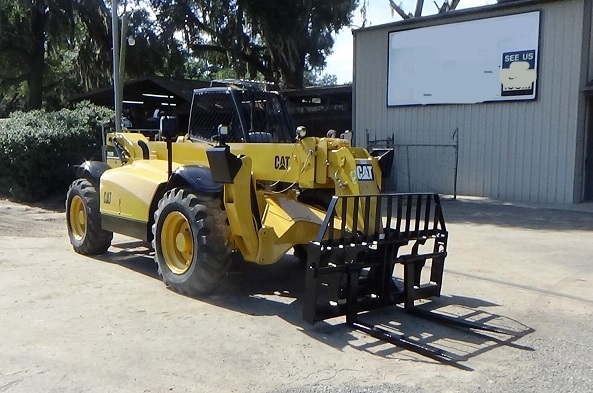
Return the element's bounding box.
[354,0,587,203]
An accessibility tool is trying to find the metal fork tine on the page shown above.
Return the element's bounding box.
[405,194,412,237]
[374,195,382,238]
[363,196,371,240]
[424,194,432,234]
[328,201,335,243]
[352,196,359,243]
[415,194,422,237]
[433,196,441,230]
[341,197,348,246]
[385,195,393,240]
[396,195,402,237]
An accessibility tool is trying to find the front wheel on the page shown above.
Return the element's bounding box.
[152,188,231,295]
[66,179,113,255]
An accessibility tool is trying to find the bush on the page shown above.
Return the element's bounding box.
[0,102,113,201]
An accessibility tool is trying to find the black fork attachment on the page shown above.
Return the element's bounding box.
[303,193,507,365]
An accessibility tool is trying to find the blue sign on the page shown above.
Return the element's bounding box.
[500,50,537,97]
[502,50,536,69]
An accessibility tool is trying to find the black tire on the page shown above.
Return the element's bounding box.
[66,179,113,255]
[152,188,231,295]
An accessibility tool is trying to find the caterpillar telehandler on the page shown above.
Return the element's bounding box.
[66,82,504,364]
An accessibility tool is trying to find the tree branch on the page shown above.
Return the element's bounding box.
[389,0,411,20]
[0,73,29,89]
[190,43,274,81]
[414,0,425,17]
[179,0,218,38]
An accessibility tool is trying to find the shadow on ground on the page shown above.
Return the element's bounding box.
[91,240,534,371]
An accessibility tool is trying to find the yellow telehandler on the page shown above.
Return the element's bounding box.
[66,82,506,364]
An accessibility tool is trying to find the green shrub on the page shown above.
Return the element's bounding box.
[0,102,113,201]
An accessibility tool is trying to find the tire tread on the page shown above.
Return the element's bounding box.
[152,188,231,295]
[66,179,113,255]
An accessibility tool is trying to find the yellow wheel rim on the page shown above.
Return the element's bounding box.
[69,195,87,241]
[161,211,194,275]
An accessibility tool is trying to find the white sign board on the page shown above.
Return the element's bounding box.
[387,11,540,106]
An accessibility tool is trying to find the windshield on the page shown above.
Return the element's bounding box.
[234,90,293,143]
[188,89,293,143]
[189,91,239,142]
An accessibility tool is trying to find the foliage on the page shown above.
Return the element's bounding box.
[242,0,356,87]
[0,0,112,113]
[123,6,189,79]
[304,71,338,87]
[0,0,113,112]
[150,0,358,88]
[0,0,189,115]
[1,0,357,115]
[0,102,113,201]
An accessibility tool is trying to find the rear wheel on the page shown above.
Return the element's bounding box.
[152,188,231,295]
[66,179,113,255]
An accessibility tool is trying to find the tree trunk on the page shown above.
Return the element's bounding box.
[27,0,47,110]
[282,60,305,89]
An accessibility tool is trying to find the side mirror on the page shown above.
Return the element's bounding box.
[159,116,177,139]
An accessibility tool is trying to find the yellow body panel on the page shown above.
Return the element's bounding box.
[102,132,387,263]
[255,195,331,264]
[107,132,380,194]
[100,160,170,222]
[147,137,354,189]
[223,156,260,261]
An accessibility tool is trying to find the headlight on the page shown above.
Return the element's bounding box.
[296,126,307,139]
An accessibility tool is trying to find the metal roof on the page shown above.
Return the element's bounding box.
[69,76,211,106]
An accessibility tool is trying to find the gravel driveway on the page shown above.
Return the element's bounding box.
[1,196,592,393]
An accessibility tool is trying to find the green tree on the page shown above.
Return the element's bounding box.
[123,5,189,79]
[150,0,358,88]
[1,0,357,115]
[0,0,191,115]
[0,0,112,112]
[304,71,338,87]
[242,0,356,87]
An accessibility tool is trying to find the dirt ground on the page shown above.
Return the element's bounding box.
[1,196,592,393]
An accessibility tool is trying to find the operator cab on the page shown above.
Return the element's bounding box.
[188,87,294,144]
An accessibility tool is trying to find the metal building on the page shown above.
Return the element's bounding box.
[354,0,593,204]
